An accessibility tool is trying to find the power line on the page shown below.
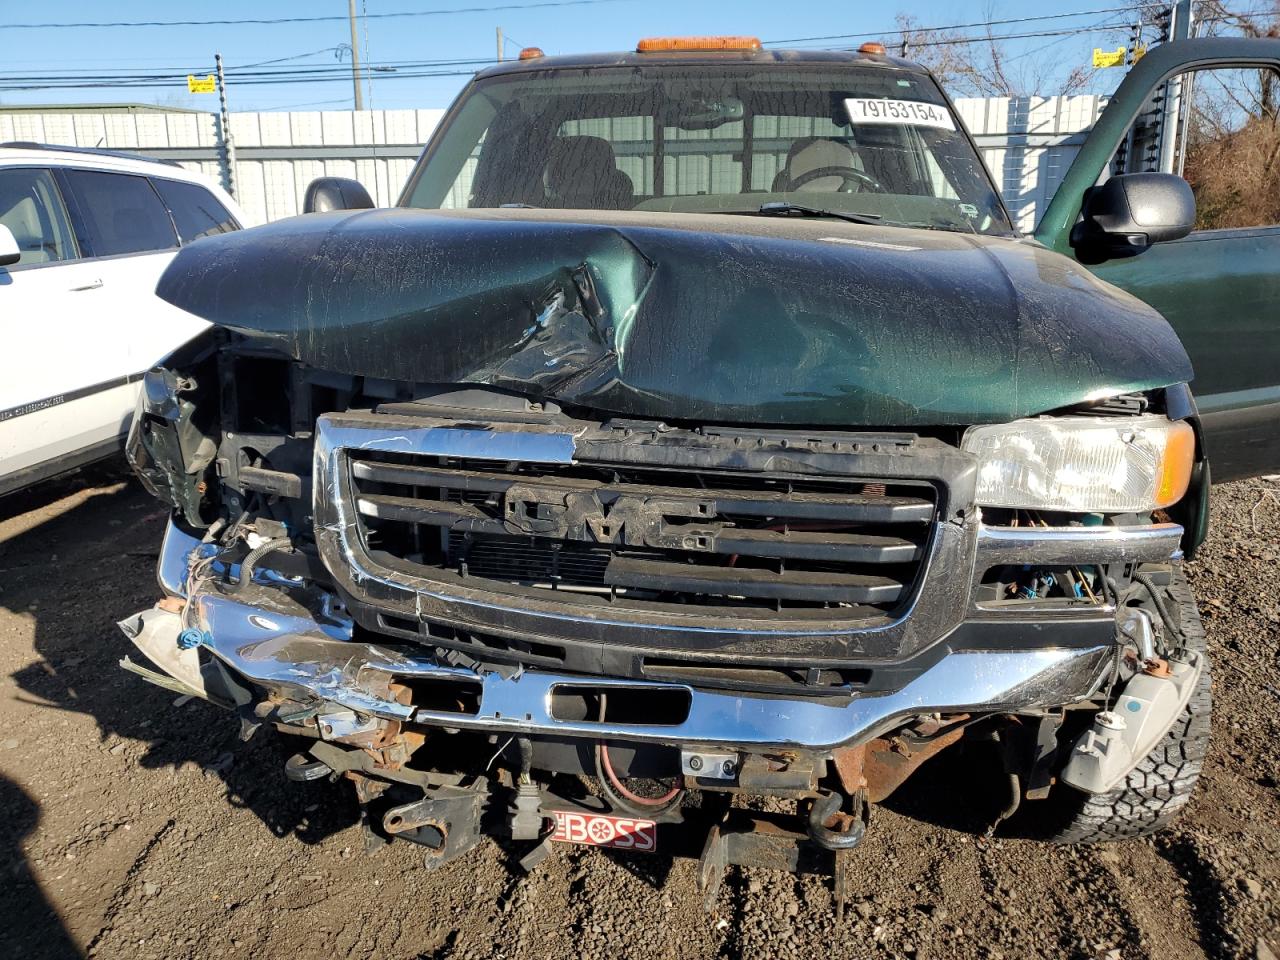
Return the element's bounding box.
[0,59,499,85]
[765,5,1138,45]
[893,22,1134,49]
[0,69,485,92]
[233,47,343,70]
[2,6,1244,96]
[6,0,627,30]
[0,14,1139,87]
[2,57,496,76]
[875,12,1234,51]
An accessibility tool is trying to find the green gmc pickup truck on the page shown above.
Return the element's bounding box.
[121,35,1279,907]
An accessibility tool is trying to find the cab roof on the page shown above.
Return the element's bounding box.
[475,47,929,81]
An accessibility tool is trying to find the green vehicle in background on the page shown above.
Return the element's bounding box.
[119,35,1279,909]
[1037,38,1280,482]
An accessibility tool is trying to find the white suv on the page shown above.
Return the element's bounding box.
[0,143,246,496]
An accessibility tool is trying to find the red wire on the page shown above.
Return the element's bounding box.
[599,744,681,806]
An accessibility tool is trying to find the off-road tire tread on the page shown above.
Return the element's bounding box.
[1046,567,1211,844]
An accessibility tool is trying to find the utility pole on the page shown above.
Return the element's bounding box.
[348,0,364,110]
[1159,0,1194,172]
[214,53,237,197]
[496,26,504,62]
[1113,16,1145,174]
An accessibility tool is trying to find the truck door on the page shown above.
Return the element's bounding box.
[1035,38,1280,481]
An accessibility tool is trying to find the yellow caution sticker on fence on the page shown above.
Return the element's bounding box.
[187,74,216,94]
[1092,47,1127,69]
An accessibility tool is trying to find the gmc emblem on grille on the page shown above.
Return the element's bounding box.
[505,488,707,547]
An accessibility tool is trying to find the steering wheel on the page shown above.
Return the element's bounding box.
[785,166,886,194]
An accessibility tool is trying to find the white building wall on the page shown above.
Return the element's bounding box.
[2,98,1104,230]
[954,95,1108,232]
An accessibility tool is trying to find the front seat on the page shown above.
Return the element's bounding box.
[1,196,54,264]
[772,137,865,193]
[544,135,634,209]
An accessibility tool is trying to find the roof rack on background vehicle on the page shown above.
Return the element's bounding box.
[0,141,181,167]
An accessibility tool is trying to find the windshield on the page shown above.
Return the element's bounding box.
[402,64,1013,235]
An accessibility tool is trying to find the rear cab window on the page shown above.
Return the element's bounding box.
[0,167,79,267]
[55,169,178,257]
[150,177,240,243]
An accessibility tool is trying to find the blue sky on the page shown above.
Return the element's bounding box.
[0,0,1141,111]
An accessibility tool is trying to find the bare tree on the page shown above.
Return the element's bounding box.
[885,1,1280,228]
[1176,2,1280,227]
[885,10,1092,98]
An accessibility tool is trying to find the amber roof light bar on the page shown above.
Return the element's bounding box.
[636,36,762,53]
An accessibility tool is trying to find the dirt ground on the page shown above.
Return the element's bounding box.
[0,465,1275,960]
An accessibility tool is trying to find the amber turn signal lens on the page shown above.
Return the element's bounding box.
[636,36,762,52]
[1154,420,1195,508]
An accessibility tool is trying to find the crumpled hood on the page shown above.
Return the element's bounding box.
[156,207,1192,426]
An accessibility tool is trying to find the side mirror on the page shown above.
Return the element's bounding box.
[0,224,20,266]
[303,177,375,214]
[1070,172,1196,264]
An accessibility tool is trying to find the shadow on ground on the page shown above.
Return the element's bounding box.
[0,465,1056,945]
[0,468,359,862]
[0,775,82,959]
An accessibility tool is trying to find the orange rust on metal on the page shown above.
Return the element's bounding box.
[831,744,867,795]
[863,726,965,803]
[355,687,429,769]
[825,810,860,833]
[346,771,389,803]
[390,682,413,708]
[157,596,185,614]
[371,719,402,749]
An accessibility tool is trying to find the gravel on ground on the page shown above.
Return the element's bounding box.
[0,465,1275,960]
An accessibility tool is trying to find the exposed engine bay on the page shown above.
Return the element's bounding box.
[120,329,1206,910]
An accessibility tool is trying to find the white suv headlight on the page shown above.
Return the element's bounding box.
[962,414,1194,512]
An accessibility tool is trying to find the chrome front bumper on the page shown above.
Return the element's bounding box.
[128,518,1185,751]
[124,583,1113,751]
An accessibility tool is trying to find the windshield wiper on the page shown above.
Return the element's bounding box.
[751,201,884,226]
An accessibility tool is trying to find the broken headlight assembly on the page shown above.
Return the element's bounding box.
[962,414,1194,513]
[127,365,219,526]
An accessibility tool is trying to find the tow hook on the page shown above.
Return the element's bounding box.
[284,753,333,782]
[807,789,869,851]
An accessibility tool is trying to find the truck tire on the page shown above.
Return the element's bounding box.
[1041,567,1211,844]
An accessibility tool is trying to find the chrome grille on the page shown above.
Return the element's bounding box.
[348,452,937,619]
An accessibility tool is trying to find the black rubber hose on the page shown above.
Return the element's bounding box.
[1133,571,1184,647]
[230,537,292,592]
[807,790,868,851]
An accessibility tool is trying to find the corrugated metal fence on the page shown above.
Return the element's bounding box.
[1,96,1106,231]
[0,107,444,226]
[953,95,1108,231]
